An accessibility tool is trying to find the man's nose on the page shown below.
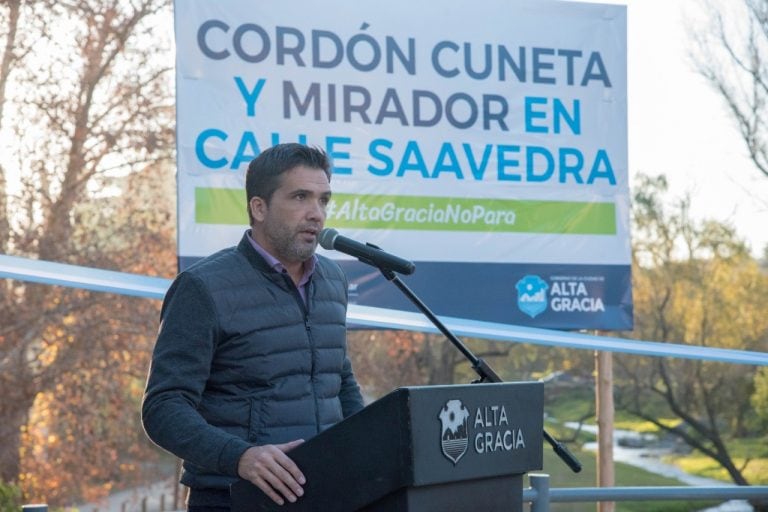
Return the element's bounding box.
[307,199,326,220]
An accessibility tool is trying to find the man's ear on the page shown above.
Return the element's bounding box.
[249,196,267,222]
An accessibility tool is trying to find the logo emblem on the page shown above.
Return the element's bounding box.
[516,275,549,318]
[438,399,470,465]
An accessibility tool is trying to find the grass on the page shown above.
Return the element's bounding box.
[671,452,768,485]
[536,446,721,512]
[613,417,682,433]
[545,386,595,421]
[542,386,768,509]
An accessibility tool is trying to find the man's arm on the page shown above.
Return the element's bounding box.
[334,261,365,417]
[339,355,365,417]
[141,273,251,476]
[142,272,307,504]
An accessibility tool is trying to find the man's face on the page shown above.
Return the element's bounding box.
[250,165,331,265]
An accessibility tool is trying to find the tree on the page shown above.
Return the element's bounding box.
[348,329,470,397]
[0,0,175,504]
[347,330,427,399]
[348,329,521,400]
[691,0,768,180]
[616,174,768,498]
[16,163,177,504]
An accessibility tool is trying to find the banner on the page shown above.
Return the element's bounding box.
[174,0,632,329]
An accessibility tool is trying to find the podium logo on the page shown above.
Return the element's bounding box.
[438,399,470,465]
[515,275,549,318]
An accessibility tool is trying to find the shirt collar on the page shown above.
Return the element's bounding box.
[246,230,317,282]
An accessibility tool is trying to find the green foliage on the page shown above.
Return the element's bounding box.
[0,480,21,512]
[620,172,768,486]
[752,367,768,428]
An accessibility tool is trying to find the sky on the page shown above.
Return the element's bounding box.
[606,0,768,257]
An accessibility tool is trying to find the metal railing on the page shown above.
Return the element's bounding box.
[3,254,768,366]
[22,477,768,512]
[524,473,768,511]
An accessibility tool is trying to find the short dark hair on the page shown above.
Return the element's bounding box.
[245,143,331,224]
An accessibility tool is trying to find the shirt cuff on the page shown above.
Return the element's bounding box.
[218,437,252,477]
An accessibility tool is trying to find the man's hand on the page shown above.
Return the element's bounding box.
[237,440,306,506]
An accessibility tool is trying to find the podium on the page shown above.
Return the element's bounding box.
[231,381,543,512]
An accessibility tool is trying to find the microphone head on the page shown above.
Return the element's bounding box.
[318,228,338,250]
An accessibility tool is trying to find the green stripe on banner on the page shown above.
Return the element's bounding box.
[327,193,615,234]
[195,188,616,234]
[195,187,247,225]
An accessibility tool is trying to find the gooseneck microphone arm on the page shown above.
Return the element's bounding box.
[321,229,582,472]
[380,266,582,473]
[374,265,582,473]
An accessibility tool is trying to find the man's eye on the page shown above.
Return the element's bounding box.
[295,193,306,200]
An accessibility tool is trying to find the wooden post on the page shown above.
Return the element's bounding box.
[174,458,183,510]
[596,349,615,512]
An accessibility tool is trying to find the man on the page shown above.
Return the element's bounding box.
[142,143,365,511]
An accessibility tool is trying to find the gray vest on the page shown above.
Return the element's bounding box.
[170,236,360,489]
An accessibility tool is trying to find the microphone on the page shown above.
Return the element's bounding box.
[318,228,416,275]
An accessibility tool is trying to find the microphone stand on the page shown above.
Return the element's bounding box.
[373,264,582,473]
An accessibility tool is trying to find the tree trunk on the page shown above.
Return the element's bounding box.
[0,1,22,251]
[0,397,32,484]
[0,0,21,124]
[423,335,461,385]
[0,288,47,485]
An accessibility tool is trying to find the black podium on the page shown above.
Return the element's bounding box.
[231,381,543,512]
